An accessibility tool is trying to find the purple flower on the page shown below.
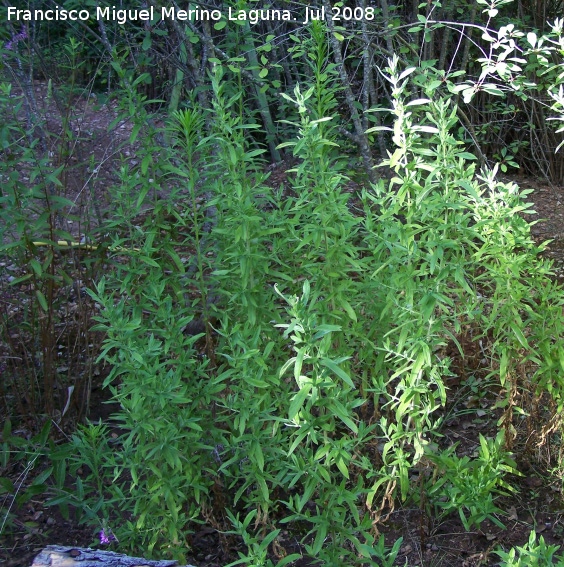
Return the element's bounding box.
[4,28,27,52]
[99,529,116,544]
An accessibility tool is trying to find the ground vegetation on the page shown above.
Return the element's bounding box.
[3,1,564,566]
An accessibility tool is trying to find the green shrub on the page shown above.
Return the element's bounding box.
[48,56,564,564]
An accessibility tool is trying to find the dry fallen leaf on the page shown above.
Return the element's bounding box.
[507,506,518,521]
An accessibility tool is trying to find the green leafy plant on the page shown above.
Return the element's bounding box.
[40,45,564,566]
[206,64,277,329]
[275,281,376,566]
[48,420,119,535]
[362,56,564,524]
[496,530,564,567]
[225,510,300,567]
[425,432,519,530]
[45,63,223,561]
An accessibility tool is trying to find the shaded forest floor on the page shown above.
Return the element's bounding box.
[2,83,564,566]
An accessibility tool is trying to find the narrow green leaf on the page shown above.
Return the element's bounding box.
[510,323,529,349]
[138,256,160,268]
[321,357,354,388]
[340,299,357,322]
[328,400,358,434]
[288,383,312,422]
[35,290,48,312]
[29,258,42,277]
[252,441,264,472]
[499,350,508,386]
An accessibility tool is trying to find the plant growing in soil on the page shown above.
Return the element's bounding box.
[40,53,564,565]
[5,8,564,565]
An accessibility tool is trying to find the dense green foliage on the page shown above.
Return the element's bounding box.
[2,0,564,180]
[3,0,564,565]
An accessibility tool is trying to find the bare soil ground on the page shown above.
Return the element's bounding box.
[2,82,564,567]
